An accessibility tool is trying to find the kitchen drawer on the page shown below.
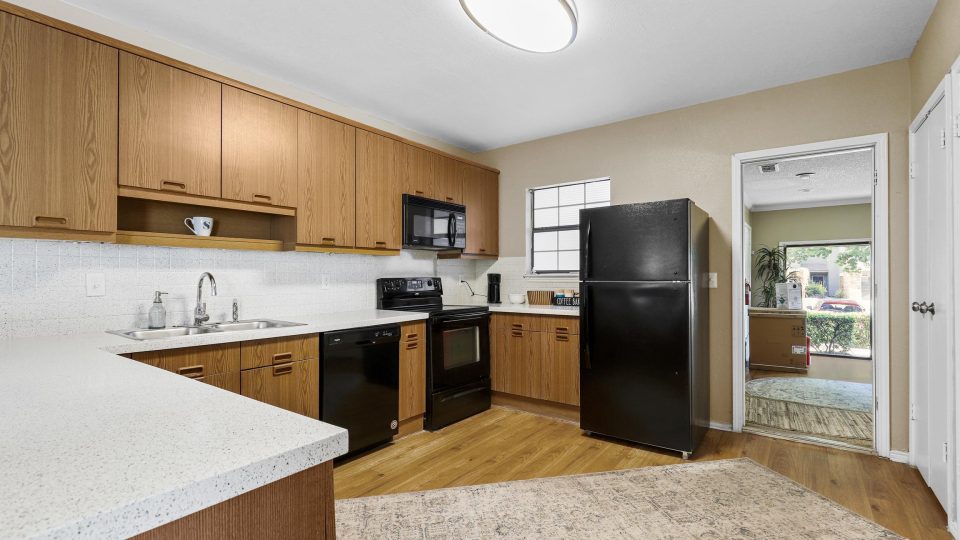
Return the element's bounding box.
[493,313,543,332]
[241,358,320,420]
[132,343,240,377]
[241,334,319,370]
[400,321,426,343]
[541,316,579,335]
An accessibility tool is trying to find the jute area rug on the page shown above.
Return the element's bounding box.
[336,458,900,539]
[745,377,873,447]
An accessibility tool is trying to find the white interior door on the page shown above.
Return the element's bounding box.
[911,89,953,510]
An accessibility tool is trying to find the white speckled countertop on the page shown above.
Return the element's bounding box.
[484,303,580,317]
[0,309,427,540]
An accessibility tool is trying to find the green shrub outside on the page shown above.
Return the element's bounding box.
[806,311,871,354]
[805,283,827,298]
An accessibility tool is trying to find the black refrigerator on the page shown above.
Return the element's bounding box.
[579,199,710,458]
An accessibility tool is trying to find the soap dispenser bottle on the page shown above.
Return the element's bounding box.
[148,291,168,329]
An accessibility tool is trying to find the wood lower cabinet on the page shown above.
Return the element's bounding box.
[355,130,403,250]
[222,86,298,208]
[119,52,221,197]
[399,323,426,422]
[297,111,356,248]
[241,358,320,420]
[130,343,241,393]
[463,165,498,256]
[540,332,580,405]
[0,12,117,234]
[491,314,579,405]
[240,334,319,370]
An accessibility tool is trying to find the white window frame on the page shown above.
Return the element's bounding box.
[525,177,611,278]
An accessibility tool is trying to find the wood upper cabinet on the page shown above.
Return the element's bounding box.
[297,111,356,247]
[399,322,427,421]
[355,129,403,250]
[401,144,439,200]
[437,157,465,205]
[222,86,298,207]
[241,358,320,420]
[119,52,221,197]
[0,12,117,233]
[463,165,499,256]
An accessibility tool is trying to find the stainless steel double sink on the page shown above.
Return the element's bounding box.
[108,320,305,341]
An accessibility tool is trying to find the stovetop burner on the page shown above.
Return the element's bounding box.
[376,277,488,316]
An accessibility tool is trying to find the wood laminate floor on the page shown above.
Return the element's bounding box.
[334,407,949,539]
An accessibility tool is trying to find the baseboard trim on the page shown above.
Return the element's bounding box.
[888,450,911,465]
[709,421,733,432]
[948,520,959,538]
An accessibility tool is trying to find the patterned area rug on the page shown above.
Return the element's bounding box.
[336,459,900,539]
[746,378,873,446]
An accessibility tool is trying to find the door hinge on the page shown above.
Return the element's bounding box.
[910,402,917,421]
[944,442,949,463]
[955,114,960,137]
[909,162,916,179]
[873,170,878,185]
[940,129,947,149]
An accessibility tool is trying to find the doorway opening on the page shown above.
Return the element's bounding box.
[732,134,890,456]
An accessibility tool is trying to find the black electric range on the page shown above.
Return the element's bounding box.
[377,277,491,430]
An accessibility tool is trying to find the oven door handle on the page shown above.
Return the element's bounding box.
[433,313,489,324]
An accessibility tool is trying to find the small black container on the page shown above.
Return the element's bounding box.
[487,273,501,304]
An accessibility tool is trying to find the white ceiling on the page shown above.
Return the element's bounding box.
[743,149,875,211]
[62,0,936,151]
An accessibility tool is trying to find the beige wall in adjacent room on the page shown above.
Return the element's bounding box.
[479,60,911,450]
[909,0,960,116]
[748,204,873,291]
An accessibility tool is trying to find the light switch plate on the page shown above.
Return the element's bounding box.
[707,272,718,289]
[86,273,105,297]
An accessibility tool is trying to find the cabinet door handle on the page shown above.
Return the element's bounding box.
[511,330,523,338]
[405,341,418,350]
[272,352,293,364]
[177,365,205,379]
[321,237,337,245]
[253,193,272,202]
[415,190,425,195]
[510,323,524,330]
[34,215,68,227]
[404,333,419,340]
[556,334,569,342]
[273,362,294,376]
[160,180,187,191]
[555,327,569,334]
[375,241,387,247]
[445,196,454,202]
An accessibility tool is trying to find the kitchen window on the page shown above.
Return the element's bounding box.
[529,178,611,274]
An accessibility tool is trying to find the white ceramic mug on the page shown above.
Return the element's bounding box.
[184,216,214,236]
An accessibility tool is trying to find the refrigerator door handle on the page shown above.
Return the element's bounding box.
[581,286,591,369]
[583,220,591,280]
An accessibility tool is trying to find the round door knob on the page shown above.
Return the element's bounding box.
[918,302,929,314]
[912,302,921,312]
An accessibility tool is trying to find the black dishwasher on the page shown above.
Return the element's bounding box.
[322,324,400,455]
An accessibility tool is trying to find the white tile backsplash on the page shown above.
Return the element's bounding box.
[472,256,579,302]
[0,239,479,340]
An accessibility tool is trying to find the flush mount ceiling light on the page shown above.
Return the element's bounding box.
[460,0,578,53]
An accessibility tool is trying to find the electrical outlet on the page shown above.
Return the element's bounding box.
[86,273,105,297]
[707,273,718,289]
[319,274,330,290]
[457,274,464,283]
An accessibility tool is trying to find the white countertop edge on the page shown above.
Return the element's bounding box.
[99,310,429,355]
[487,304,579,317]
[50,430,348,540]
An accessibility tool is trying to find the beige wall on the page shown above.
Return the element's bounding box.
[909,0,960,116]
[479,60,911,450]
[748,204,873,290]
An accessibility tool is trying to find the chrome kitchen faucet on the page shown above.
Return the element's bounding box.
[194,272,218,326]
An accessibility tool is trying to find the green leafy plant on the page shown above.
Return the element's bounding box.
[805,282,827,298]
[754,246,789,308]
[806,312,871,354]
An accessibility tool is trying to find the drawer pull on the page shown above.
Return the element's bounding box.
[272,352,293,364]
[321,237,337,245]
[404,333,419,340]
[405,341,419,350]
[253,193,273,202]
[273,363,293,376]
[177,365,205,379]
[555,327,569,334]
[510,323,524,330]
[160,180,187,191]
[34,215,68,227]
[511,330,523,337]
[556,334,569,342]
[375,241,388,247]
[479,248,487,253]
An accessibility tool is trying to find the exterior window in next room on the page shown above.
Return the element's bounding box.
[529,178,611,274]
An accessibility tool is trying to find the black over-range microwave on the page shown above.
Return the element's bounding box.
[402,194,466,250]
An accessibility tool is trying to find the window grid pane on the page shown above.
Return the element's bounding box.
[530,179,610,273]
